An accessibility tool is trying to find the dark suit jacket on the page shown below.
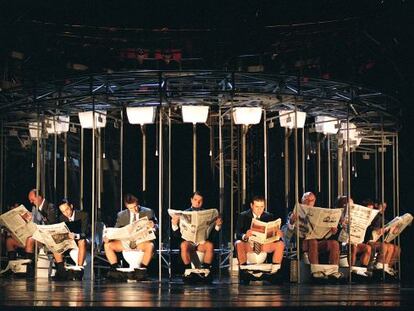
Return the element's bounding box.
[235,209,274,241]
[171,207,220,243]
[60,210,89,240]
[115,206,157,229]
[33,200,58,225]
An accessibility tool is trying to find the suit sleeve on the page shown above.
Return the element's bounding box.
[45,204,58,224]
[235,213,246,241]
[80,212,89,239]
[115,212,123,228]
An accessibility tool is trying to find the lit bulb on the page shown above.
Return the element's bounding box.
[155,150,158,156]
[209,150,212,157]
[103,153,106,159]
[281,152,284,158]
[307,154,310,160]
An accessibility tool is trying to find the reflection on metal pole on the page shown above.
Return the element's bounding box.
[241,125,247,206]
[193,124,197,192]
[264,109,268,210]
[64,132,68,198]
[141,125,147,201]
[327,135,332,207]
[80,127,84,211]
[158,107,163,282]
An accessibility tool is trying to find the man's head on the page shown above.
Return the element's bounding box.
[28,189,43,207]
[124,193,139,213]
[335,196,354,209]
[377,202,387,214]
[301,192,316,207]
[59,199,74,218]
[250,195,266,217]
[362,199,375,209]
[190,191,204,209]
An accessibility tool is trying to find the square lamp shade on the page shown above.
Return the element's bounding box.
[340,122,357,141]
[28,122,43,139]
[78,111,107,129]
[232,107,262,125]
[45,116,70,134]
[181,105,209,124]
[315,116,339,135]
[278,110,306,129]
[126,106,156,125]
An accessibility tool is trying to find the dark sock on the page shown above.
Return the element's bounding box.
[25,252,35,261]
[110,263,119,270]
[56,262,65,273]
[7,251,17,260]
[202,263,212,269]
[184,263,192,270]
[140,263,148,269]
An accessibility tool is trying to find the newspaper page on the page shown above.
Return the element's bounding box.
[168,208,219,243]
[338,204,379,244]
[296,204,343,240]
[371,213,413,242]
[0,205,37,247]
[32,222,78,254]
[103,217,156,244]
[249,218,282,244]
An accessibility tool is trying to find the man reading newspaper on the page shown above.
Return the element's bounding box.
[235,195,284,276]
[170,191,222,277]
[104,193,157,280]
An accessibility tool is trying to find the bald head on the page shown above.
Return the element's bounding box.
[301,192,316,207]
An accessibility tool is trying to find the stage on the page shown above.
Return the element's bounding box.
[1,276,413,310]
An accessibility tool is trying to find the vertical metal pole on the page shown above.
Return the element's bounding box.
[294,109,300,283]
[142,126,147,201]
[168,107,172,279]
[64,132,68,198]
[230,106,235,214]
[158,107,163,282]
[241,125,247,206]
[120,110,124,210]
[380,121,385,281]
[0,119,3,260]
[346,108,352,283]
[302,127,305,194]
[263,109,268,210]
[317,138,321,194]
[327,135,332,207]
[80,127,84,211]
[284,128,289,213]
[90,77,96,282]
[97,127,102,211]
[193,124,197,192]
[396,134,400,279]
[219,107,227,274]
[53,134,57,199]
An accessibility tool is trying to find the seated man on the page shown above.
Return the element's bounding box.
[171,191,222,275]
[52,199,89,280]
[104,193,157,280]
[367,202,401,277]
[337,196,372,274]
[289,192,341,279]
[235,195,284,276]
[6,189,57,277]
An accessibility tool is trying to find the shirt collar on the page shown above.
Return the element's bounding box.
[69,210,75,222]
[38,199,46,211]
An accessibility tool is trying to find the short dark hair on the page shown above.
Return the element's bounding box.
[29,188,43,197]
[251,195,266,204]
[362,199,374,207]
[335,196,349,209]
[191,191,203,199]
[58,198,71,206]
[124,193,139,205]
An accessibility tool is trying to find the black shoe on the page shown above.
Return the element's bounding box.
[106,269,127,281]
[133,268,147,281]
[53,269,69,281]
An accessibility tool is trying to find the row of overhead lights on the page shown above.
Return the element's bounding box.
[27,106,361,146]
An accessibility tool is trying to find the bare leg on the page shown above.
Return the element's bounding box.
[77,239,87,266]
[104,240,124,265]
[180,241,195,265]
[137,241,154,266]
[307,239,319,264]
[235,240,253,265]
[262,240,284,264]
[197,241,214,264]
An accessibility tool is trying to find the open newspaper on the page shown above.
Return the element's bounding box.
[296,204,343,240]
[249,218,281,244]
[338,204,379,244]
[0,205,37,247]
[168,208,218,244]
[103,217,156,244]
[371,213,413,243]
[32,222,78,254]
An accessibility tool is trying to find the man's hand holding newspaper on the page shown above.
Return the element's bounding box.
[103,217,156,245]
[248,218,282,244]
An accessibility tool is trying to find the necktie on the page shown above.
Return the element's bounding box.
[253,215,262,254]
[130,213,138,249]
[253,241,262,254]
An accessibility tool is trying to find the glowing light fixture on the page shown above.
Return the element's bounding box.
[127,106,156,125]
[278,110,307,129]
[232,107,262,125]
[78,111,107,129]
[181,105,209,124]
[315,116,339,135]
[45,116,70,134]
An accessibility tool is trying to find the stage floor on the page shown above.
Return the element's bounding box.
[1,276,413,310]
